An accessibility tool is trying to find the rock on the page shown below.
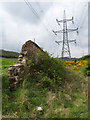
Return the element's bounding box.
[37,107,43,112]
[19,55,23,58]
[21,59,26,64]
[18,58,23,61]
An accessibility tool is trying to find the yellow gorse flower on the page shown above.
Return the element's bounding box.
[72,66,79,70]
[64,61,75,66]
[64,60,88,70]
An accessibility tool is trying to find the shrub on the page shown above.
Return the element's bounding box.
[40,76,55,88]
[83,60,90,76]
[25,51,67,90]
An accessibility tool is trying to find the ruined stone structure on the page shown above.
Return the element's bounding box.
[8,40,41,91]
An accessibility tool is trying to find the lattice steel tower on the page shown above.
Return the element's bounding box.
[53,10,78,58]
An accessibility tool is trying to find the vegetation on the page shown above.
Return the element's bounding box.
[0,49,19,58]
[78,54,90,60]
[83,59,90,76]
[1,52,88,118]
[64,60,88,70]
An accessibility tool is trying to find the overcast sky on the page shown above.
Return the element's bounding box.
[0,0,89,58]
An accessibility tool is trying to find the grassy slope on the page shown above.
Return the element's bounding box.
[1,55,88,118]
[79,55,90,60]
[0,49,19,58]
[0,58,17,118]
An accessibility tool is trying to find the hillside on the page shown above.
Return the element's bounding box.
[0,49,19,58]
[59,55,90,61]
[59,57,78,60]
[2,51,88,118]
[79,54,90,60]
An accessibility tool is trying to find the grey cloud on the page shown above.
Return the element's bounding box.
[1,2,52,24]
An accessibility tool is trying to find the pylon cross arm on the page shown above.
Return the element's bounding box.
[57,19,63,23]
[67,28,78,33]
[55,41,62,45]
[52,30,63,35]
[68,40,76,43]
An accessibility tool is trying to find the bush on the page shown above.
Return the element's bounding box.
[83,60,90,76]
[25,51,67,90]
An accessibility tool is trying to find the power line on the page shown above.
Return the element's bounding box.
[70,3,88,57]
[77,3,88,33]
[36,2,44,13]
[24,0,40,19]
[24,0,53,36]
[76,3,88,56]
[24,0,58,49]
[34,2,62,49]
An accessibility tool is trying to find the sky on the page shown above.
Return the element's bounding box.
[0,0,89,58]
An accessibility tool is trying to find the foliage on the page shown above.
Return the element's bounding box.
[64,60,75,66]
[72,66,79,70]
[64,57,90,77]
[26,51,67,90]
[64,60,88,71]
[83,59,90,76]
[79,54,90,60]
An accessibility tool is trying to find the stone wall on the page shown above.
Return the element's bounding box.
[8,40,40,91]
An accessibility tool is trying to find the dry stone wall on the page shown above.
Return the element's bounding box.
[8,40,40,91]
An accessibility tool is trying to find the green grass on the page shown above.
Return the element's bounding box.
[0,58,17,118]
[1,58,17,90]
[1,54,88,118]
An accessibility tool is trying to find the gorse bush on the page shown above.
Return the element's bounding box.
[83,60,90,76]
[26,51,67,90]
[64,60,88,71]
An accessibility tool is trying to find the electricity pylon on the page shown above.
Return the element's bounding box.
[52,10,78,59]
